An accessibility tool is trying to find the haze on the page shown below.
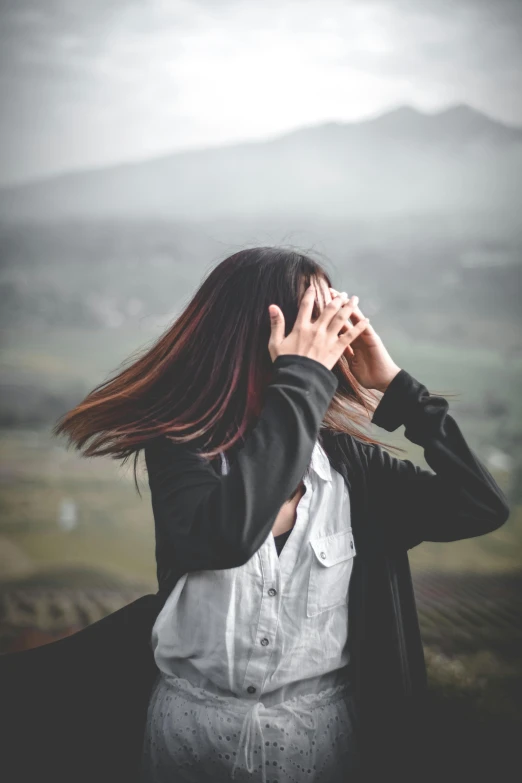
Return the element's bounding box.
[1,0,521,186]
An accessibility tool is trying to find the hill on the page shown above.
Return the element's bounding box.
[1,104,521,221]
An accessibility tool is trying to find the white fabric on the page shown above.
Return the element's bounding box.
[142,669,357,782]
[142,439,358,782]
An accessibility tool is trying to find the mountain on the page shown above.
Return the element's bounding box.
[1,104,521,221]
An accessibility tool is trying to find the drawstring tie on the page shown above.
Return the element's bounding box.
[231,698,317,783]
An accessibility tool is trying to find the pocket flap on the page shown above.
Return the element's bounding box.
[309,528,356,567]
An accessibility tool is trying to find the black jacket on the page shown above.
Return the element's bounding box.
[0,355,510,783]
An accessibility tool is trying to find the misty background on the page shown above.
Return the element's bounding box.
[0,2,521,779]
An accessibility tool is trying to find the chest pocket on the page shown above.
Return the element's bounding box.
[306,528,356,617]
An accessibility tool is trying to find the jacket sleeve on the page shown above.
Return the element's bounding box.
[366,368,511,551]
[145,354,339,572]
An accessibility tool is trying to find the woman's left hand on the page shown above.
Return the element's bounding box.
[329,287,402,392]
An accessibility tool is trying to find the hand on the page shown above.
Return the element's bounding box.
[268,285,371,372]
[328,287,401,392]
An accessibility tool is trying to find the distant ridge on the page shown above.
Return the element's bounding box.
[1,103,520,221]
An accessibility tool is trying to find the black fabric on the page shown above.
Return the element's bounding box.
[274,526,293,556]
[147,353,339,597]
[0,354,510,783]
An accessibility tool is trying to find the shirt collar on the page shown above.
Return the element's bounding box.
[308,438,332,483]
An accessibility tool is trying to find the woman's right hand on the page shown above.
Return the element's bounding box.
[267,284,370,371]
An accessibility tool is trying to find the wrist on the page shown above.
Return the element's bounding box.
[375,367,402,393]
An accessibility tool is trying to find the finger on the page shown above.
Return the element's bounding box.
[319,291,351,332]
[348,305,377,338]
[329,287,346,301]
[329,286,351,313]
[342,301,363,329]
[330,288,367,357]
[328,289,369,353]
[337,330,355,356]
[349,301,366,323]
[331,289,362,319]
[330,297,361,336]
[295,283,317,326]
[268,304,285,346]
[340,317,370,344]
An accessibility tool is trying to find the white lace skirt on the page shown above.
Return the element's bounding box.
[141,670,360,783]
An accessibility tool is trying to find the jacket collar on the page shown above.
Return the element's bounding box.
[309,438,332,483]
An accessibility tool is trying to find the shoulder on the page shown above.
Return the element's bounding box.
[320,428,381,472]
[144,435,212,476]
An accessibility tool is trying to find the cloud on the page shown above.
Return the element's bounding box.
[0,0,521,184]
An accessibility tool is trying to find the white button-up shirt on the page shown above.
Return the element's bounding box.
[150,438,356,778]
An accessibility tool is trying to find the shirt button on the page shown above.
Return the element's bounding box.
[268,588,277,596]
[320,552,326,559]
[247,686,256,694]
[260,638,269,646]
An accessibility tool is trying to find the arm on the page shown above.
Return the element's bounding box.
[145,353,338,572]
[367,368,511,551]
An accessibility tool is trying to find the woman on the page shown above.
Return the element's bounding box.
[0,247,510,783]
[139,273,372,783]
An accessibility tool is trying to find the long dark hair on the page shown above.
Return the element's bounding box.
[52,246,451,495]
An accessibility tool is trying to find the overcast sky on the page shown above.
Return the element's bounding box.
[0,0,521,185]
